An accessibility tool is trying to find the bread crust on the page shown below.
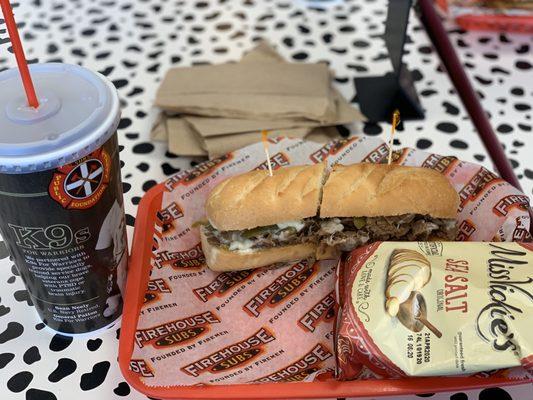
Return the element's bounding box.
[200,226,316,271]
[206,163,326,231]
[320,163,459,219]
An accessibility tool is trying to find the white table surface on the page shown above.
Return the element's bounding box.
[0,0,531,399]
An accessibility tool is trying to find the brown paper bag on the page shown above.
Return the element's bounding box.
[240,41,285,63]
[150,114,168,142]
[305,126,342,143]
[183,89,363,138]
[155,62,335,122]
[181,43,364,138]
[167,118,207,156]
[158,42,363,157]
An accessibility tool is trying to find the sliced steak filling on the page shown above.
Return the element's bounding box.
[318,214,457,252]
[204,214,457,253]
[203,218,319,251]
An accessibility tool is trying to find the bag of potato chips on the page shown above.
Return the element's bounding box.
[336,241,533,379]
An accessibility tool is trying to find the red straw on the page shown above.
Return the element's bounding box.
[0,0,39,108]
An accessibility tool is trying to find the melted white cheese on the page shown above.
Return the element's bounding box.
[319,218,344,235]
[276,220,305,232]
[228,238,256,251]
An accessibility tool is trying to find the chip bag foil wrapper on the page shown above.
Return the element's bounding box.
[336,241,533,379]
[129,136,531,387]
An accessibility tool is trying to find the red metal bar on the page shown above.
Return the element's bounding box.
[417,0,533,235]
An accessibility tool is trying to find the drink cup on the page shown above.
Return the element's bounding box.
[0,63,127,334]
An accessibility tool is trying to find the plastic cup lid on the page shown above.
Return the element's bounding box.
[0,63,120,173]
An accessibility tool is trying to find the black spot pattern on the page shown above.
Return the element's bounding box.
[137,162,149,172]
[14,289,33,306]
[0,302,10,317]
[48,358,77,383]
[416,138,432,150]
[479,387,512,400]
[436,122,458,133]
[0,322,23,344]
[0,352,15,369]
[113,382,131,396]
[80,361,111,391]
[450,139,468,149]
[142,180,157,192]
[132,142,154,154]
[162,163,180,175]
[7,371,33,393]
[23,346,41,365]
[442,101,460,115]
[26,389,57,400]
[126,214,136,227]
[87,338,103,351]
[450,393,468,400]
[497,124,513,134]
[49,334,73,352]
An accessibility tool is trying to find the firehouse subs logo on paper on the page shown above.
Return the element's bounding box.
[255,152,290,171]
[493,195,530,217]
[130,359,155,378]
[309,138,355,163]
[193,270,256,303]
[298,292,336,333]
[164,154,233,191]
[458,167,501,212]
[457,219,476,241]
[243,261,318,317]
[422,154,458,174]
[154,243,205,270]
[135,311,221,349]
[181,328,276,377]
[362,143,389,164]
[251,344,334,383]
[157,202,184,235]
[144,278,172,305]
[49,147,111,209]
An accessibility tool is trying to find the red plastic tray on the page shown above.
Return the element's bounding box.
[117,181,530,399]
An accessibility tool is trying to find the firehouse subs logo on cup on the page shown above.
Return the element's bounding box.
[49,147,111,209]
[129,137,531,387]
